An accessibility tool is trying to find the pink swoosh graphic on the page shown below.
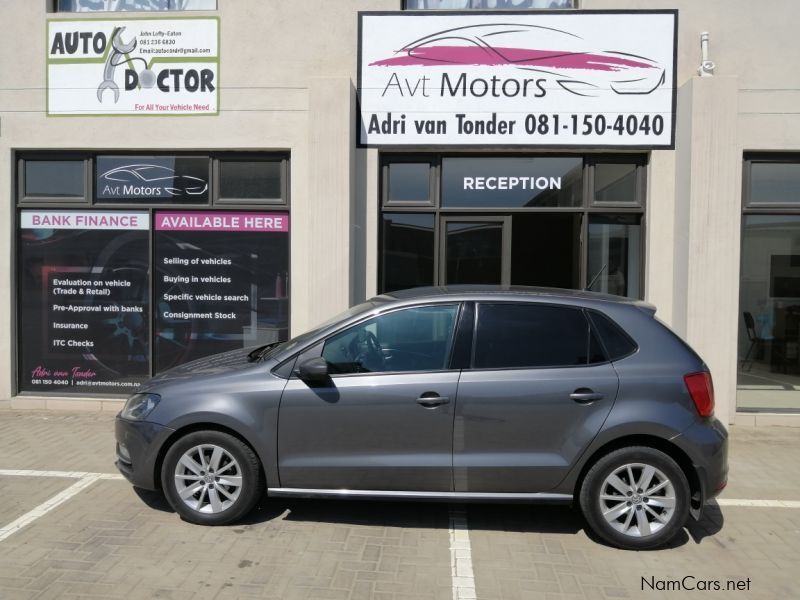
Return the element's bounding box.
[370,46,656,72]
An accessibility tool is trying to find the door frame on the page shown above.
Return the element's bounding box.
[438,215,512,286]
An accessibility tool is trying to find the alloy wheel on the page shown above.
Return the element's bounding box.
[598,462,676,538]
[173,443,243,514]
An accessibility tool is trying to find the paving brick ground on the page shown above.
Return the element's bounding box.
[1,476,74,527]
[0,409,797,599]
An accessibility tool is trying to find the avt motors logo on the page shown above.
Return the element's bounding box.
[369,23,666,98]
[99,164,208,198]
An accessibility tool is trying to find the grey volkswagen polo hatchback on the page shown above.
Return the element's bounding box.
[115,286,728,550]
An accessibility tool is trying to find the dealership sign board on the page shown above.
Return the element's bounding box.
[358,11,677,148]
[47,17,219,115]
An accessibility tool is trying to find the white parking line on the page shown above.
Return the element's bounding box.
[0,469,125,542]
[0,474,102,542]
[449,507,476,600]
[716,498,800,508]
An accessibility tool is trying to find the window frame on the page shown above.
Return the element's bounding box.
[382,155,438,208]
[378,152,647,297]
[52,0,218,13]
[17,151,290,210]
[737,153,800,413]
[742,152,800,212]
[14,149,291,398]
[587,155,647,208]
[214,153,290,207]
[17,153,92,205]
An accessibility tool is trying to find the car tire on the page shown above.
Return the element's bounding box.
[161,430,264,526]
[579,446,690,550]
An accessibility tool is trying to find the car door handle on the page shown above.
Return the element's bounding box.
[570,388,605,403]
[416,393,450,408]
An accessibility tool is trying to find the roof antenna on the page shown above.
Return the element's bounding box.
[585,263,608,291]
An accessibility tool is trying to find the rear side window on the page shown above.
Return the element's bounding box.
[588,311,638,360]
[474,303,600,369]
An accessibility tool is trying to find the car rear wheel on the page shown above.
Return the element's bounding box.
[161,430,264,525]
[579,446,690,550]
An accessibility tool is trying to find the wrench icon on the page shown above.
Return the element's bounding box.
[97,27,137,103]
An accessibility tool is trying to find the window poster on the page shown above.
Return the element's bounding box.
[18,210,151,394]
[153,211,290,373]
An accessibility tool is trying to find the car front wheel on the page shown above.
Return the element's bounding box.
[579,446,690,549]
[161,430,264,525]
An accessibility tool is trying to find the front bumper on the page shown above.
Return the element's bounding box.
[115,416,175,490]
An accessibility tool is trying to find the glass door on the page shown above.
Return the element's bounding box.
[440,216,511,285]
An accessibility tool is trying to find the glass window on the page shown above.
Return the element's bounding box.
[57,0,216,11]
[404,0,574,9]
[594,163,638,204]
[219,160,282,201]
[381,213,435,292]
[445,220,504,285]
[387,163,432,204]
[587,215,641,298]
[153,211,289,373]
[24,161,85,199]
[441,157,582,208]
[322,305,459,374]
[474,303,592,369]
[18,210,151,394]
[738,215,800,412]
[587,311,636,361]
[510,213,581,289]
[378,153,646,296]
[749,161,800,205]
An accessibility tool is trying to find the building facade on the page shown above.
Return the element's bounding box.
[2,0,800,425]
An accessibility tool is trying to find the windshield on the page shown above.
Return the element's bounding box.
[259,299,382,360]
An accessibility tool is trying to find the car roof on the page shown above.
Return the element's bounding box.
[376,285,652,308]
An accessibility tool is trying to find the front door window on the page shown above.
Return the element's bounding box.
[321,304,459,374]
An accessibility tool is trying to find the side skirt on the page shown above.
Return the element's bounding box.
[267,488,573,504]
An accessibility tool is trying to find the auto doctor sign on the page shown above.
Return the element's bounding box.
[47,17,219,115]
[358,11,677,148]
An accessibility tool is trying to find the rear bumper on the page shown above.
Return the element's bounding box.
[115,416,174,490]
[672,417,729,516]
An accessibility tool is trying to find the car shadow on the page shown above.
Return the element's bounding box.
[133,489,725,548]
[245,498,584,535]
[133,486,173,512]
[685,500,725,544]
[580,500,725,550]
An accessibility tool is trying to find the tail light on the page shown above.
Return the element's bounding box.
[684,372,714,417]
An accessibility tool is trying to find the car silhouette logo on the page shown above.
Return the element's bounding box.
[99,164,208,196]
[369,23,666,97]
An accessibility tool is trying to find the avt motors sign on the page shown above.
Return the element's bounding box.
[358,11,677,148]
[47,17,219,115]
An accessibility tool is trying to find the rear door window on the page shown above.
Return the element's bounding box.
[474,303,600,369]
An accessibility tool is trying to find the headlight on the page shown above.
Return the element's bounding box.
[120,393,161,421]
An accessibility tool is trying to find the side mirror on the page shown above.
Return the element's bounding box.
[295,356,330,381]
